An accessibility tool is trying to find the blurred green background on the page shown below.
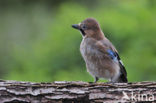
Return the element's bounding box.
[0,0,156,82]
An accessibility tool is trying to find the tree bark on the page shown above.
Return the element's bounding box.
[0,80,155,103]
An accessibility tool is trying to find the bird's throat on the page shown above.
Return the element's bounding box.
[80,29,85,36]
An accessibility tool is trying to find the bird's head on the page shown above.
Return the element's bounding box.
[72,18,104,40]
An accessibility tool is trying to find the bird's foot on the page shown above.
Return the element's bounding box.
[94,77,99,83]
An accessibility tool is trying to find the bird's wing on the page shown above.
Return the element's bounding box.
[95,39,127,82]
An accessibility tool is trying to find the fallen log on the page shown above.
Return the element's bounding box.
[0,80,155,103]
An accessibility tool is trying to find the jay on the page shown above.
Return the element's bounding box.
[72,18,128,83]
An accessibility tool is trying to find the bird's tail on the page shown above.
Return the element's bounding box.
[118,63,128,83]
[118,72,128,83]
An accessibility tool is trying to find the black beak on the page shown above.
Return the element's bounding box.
[72,24,80,30]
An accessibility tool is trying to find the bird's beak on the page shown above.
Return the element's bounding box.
[72,24,80,30]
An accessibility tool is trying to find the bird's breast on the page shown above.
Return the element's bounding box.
[80,38,103,60]
[80,38,119,79]
[80,38,95,61]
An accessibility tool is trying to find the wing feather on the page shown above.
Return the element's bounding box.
[95,39,128,82]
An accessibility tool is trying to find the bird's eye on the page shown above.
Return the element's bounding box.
[82,25,87,30]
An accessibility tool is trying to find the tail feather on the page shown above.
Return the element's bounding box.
[114,52,128,83]
[118,62,128,83]
[118,72,128,83]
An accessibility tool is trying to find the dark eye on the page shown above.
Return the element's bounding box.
[82,25,87,30]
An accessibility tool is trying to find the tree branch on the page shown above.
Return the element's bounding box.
[0,80,155,103]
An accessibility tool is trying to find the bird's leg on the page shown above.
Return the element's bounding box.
[107,78,115,85]
[94,77,99,83]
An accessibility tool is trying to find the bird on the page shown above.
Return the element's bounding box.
[72,18,128,83]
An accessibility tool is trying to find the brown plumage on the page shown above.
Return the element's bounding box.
[72,18,128,83]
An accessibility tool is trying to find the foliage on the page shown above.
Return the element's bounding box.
[0,0,156,82]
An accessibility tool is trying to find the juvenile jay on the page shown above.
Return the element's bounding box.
[72,18,128,83]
